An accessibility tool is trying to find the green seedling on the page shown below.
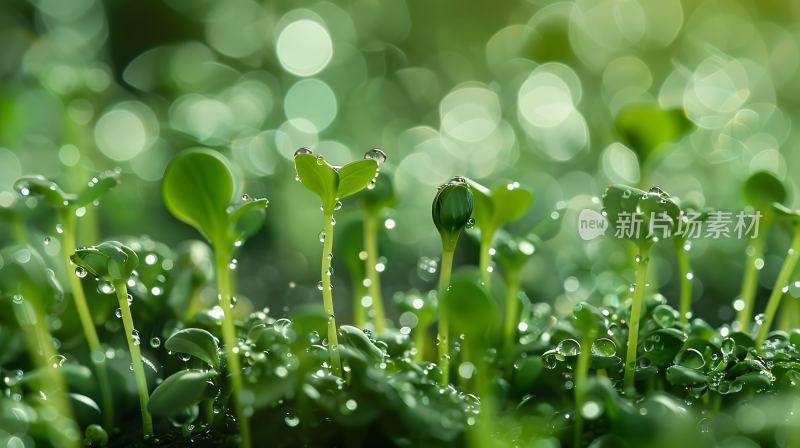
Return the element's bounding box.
[161,147,269,448]
[13,173,121,431]
[0,245,81,448]
[468,179,532,289]
[293,147,384,377]
[432,177,474,385]
[672,202,710,323]
[602,184,681,392]
[149,329,225,436]
[736,171,786,331]
[358,170,396,333]
[70,241,152,438]
[615,104,693,168]
[492,231,536,357]
[754,203,800,350]
[340,222,368,328]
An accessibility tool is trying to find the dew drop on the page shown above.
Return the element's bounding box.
[150,337,161,348]
[318,281,324,291]
[622,190,631,198]
[12,294,23,304]
[327,266,334,276]
[131,329,140,345]
[44,237,51,246]
[294,147,313,157]
[230,297,237,309]
[367,179,376,190]
[242,194,249,201]
[316,155,324,165]
[56,224,63,234]
[295,174,300,181]
[629,284,635,292]
[334,201,342,211]
[75,266,88,278]
[364,148,387,165]
[179,352,192,362]
[465,218,475,229]
[318,230,326,242]
[49,354,66,368]
[755,314,766,325]
[331,217,336,226]
[127,294,133,306]
[115,308,122,318]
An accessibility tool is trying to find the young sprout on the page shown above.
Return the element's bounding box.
[162,148,269,448]
[736,171,785,331]
[492,231,536,358]
[571,302,600,448]
[70,241,152,438]
[358,168,395,332]
[754,203,800,350]
[431,177,474,385]
[294,147,384,377]
[467,179,532,289]
[14,173,120,431]
[602,185,680,392]
[672,203,709,323]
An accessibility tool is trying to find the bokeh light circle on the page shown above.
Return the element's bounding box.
[94,110,146,161]
[285,78,337,132]
[277,20,333,77]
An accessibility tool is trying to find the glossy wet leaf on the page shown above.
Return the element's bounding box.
[602,185,681,243]
[432,184,474,250]
[640,329,687,365]
[295,154,378,213]
[337,159,379,199]
[652,305,676,329]
[591,338,616,357]
[737,372,772,390]
[634,357,658,380]
[718,379,744,394]
[13,173,120,209]
[338,325,384,362]
[168,405,200,426]
[228,198,269,224]
[442,274,497,342]
[164,328,220,370]
[0,246,63,308]
[673,349,705,369]
[743,171,786,209]
[666,365,708,386]
[147,370,216,416]
[71,242,139,281]
[493,231,537,272]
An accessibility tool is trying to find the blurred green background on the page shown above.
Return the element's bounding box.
[1,0,799,330]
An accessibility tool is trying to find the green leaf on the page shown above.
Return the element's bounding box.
[228,198,269,224]
[70,241,139,281]
[589,355,621,369]
[75,173,121,208]
[147,370,216,416]
[337,159,379,199]
[744,171,786,209]
[165,328,220,369]
[615,105,693,162]
[773,202,800,220]
[737,372,772,390]
[432,183,474,251]
[84,424,108,447]
[338,325,384,361]
[162,148,234,243]
[13,176,77,207]
[441,274,497,342]
[295,153,339,212]
[602,185,681,243]
[67,393,101,426]
[572,302,599,334]
[468,179,532,236]
[665,365,708,386]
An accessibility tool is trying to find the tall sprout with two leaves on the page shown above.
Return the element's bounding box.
[602,185,680,392]
[357,170,395,332]
[293,147,385,376]
[431,177,474,385]
[735,171,786,331]
[13,173,120,431]
[754,203,800,350]
[70,242,152,438]
[468,180,532,289]
[161,148,269,448]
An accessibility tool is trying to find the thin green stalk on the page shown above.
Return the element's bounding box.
[213,249,251,447]
[61,213,115,432]
[502,268,520,359]
[675,236,692,324]
[352,282,367,329]
[112,279,153,438]
[437,250,454,385]
[479,231,493,289]
[412,320,428,362]
[364,215,386,333]
[623,242,651,392]
[755,226,800,350]
[17,299,81,448]
[777,298,797,333]
[322,214,343,377]
[573,331,593,448]
[182,424,190,438]
[736,216,771,331]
